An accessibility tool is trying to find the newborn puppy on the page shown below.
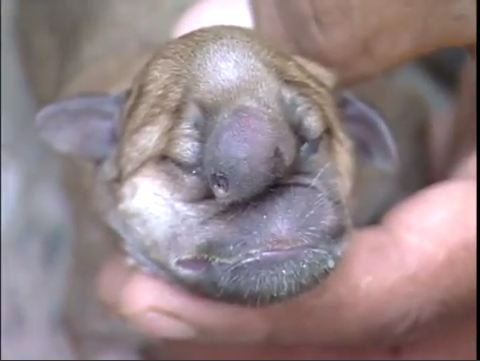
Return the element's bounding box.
[35,25,397,306]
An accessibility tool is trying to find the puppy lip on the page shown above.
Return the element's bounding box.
[175,244,317,271]
[195,181,318,214]
[234,244,317,267]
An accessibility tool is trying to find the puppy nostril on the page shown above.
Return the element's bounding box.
[210,172,229,195]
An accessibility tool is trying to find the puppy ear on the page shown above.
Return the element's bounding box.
[35,91,128,162]
[337,92,399,172]
[292,55,337,89]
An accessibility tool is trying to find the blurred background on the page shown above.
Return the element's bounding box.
[1,1,193,358]
[2,0,74,358]
[1,0,468,359]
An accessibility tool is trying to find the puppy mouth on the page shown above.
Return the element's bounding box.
[116,168,348,305]
[175,244,318,271]
[162,177,348,305]
[234,244,317,267]
[171,242,342,306]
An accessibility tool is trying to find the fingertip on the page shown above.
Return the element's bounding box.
[117,271,167,316]
[171,0,254,39]
[128,311,198,340]
[96,252,136,310]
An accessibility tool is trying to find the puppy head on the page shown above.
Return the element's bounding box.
[35,26,397,306]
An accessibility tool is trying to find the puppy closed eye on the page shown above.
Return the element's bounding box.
[159,155,203,177]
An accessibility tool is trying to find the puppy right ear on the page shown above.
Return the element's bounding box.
[336,92,399,172]
[35,91,128,162]
[292,55,338,89]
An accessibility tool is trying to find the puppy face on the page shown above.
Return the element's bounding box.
[36,26,397,305]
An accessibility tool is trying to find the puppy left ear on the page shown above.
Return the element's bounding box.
[337,92,399,171]
[35,91,128,162]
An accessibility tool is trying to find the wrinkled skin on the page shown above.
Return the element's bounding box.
[250,0,476,85]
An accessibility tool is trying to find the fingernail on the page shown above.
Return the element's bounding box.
[130,310,198,340]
